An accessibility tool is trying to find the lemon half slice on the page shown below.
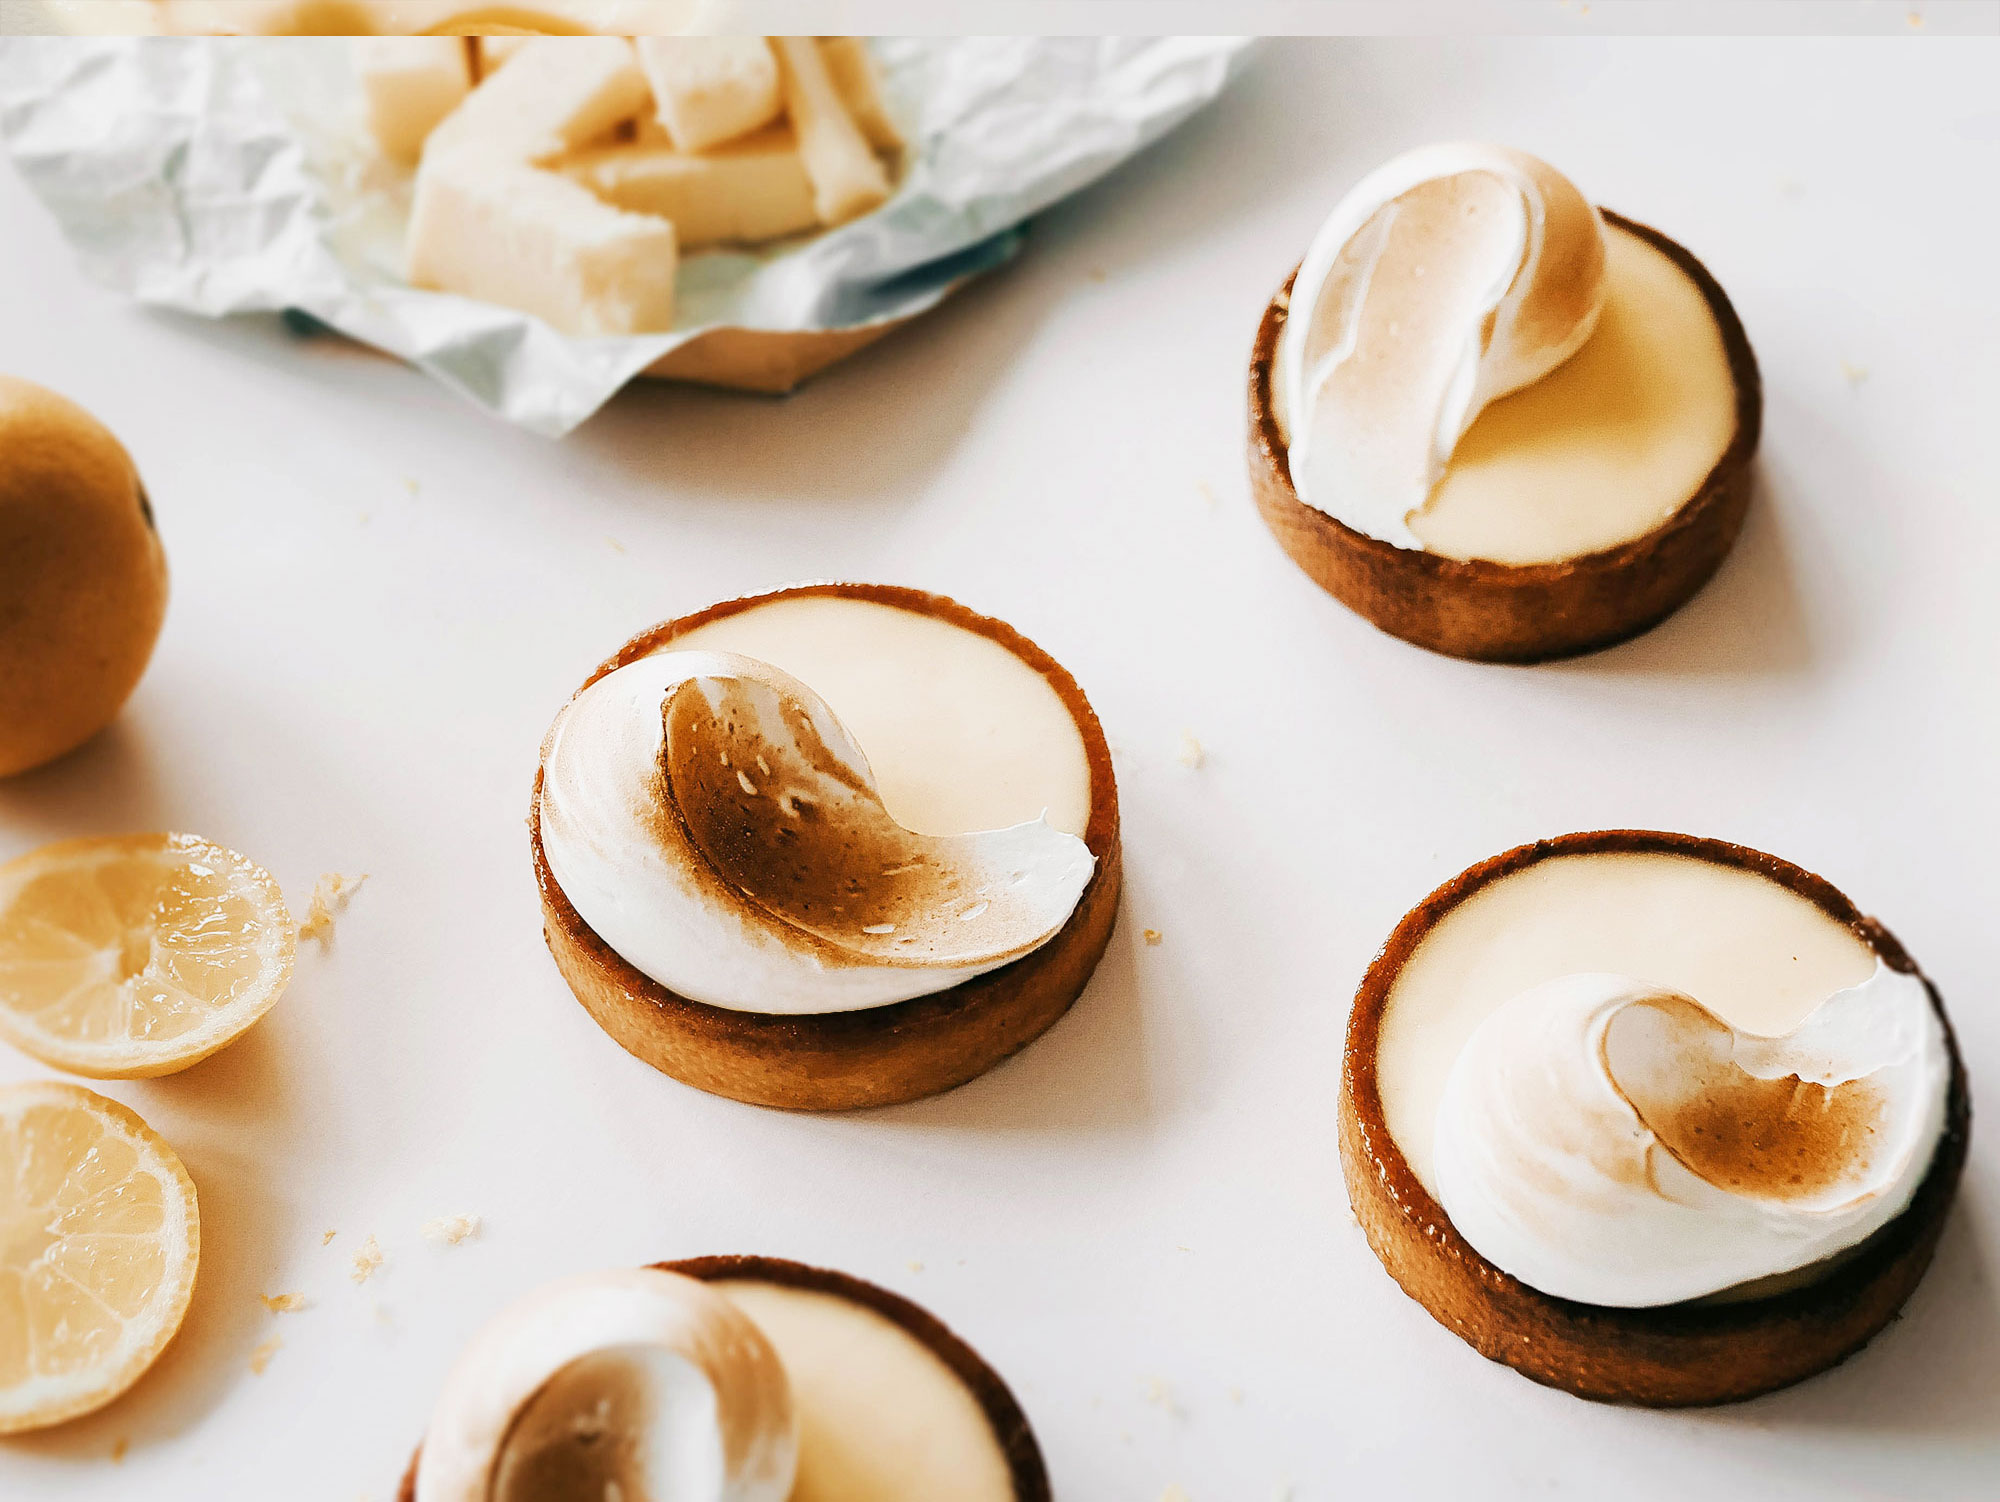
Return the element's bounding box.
[0,833,295,1079]
[0,1081,200,1433]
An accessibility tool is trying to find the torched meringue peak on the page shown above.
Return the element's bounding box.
[1431,965,1951,1308]
[539,649,1096,1015]
[414,1268,797,1502]
[1275,143,1609,550]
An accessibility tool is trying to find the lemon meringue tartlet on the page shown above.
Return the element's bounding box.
[1341,831,1969,1405]
[531,583,1121,1111]
[398,1256,1049,1502]
[1249,143,1761,661]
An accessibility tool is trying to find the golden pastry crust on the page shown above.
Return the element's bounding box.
[1247,213,1762,663]
[533,582,1122,1111]
[1340,830,1971,1406]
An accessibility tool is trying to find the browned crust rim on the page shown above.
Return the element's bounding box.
[395,1255,1049,1502]
[1247,210,1765,663]
[1339,830,1972,1406]
[533,582,1122,1111]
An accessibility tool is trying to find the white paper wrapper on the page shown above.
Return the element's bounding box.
[0,35,1253,434]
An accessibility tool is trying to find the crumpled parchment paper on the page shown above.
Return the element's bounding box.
[0,35,1254,434]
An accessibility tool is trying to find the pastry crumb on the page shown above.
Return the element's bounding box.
[350,1234,384,1284]
[249,1337,282,1375]
[907,1259,924,1273]
[1176,731,1205,769]
[110,1437,129,1464]
[607,536,626,553]
[1840,360,1870,386]
[300,872,370,944]
[1907,8,1924,25]
[260,1291,309,1314]
[1196,480,1218,508]
[1162,1487,1193,1502]
[323,1229,338,1246]
[1144,928,1163,946]
[1143,1375,1174,1407]
[1228,1384,1244,1404]
[422,1213,482,1246]
[404,477,420,497]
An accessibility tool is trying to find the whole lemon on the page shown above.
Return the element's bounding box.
[0,378,168,777]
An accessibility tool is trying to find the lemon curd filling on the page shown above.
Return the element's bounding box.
[1409,223,1738,566]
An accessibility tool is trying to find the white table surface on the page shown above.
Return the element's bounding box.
[2,34,1996,1502]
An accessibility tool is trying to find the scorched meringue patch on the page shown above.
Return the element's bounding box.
[1431,966,1950,1307]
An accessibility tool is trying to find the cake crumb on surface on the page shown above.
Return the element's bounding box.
[1840,360,1870,386]
[1196,480,1218,508]
[422,1213,482,1246]
[249,1337,282,1375]
[350,1234,384,1284]
[1144,928,1163,946]
[300,873,370,944]
[323,1229,338,1245]
[1162,1487,1192,1502]
[109,1437,128,1463]
[907,1260,924,1273]
[260,1292,309,1313]
[1176,731,1205,769]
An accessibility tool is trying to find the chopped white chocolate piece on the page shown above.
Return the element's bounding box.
[353,37,472,166]
[818,36,901,152]
[426,35,648,166]
[421,1212,482,1245]
[409,155,678,335]
[770,35,889,226]
[636,36,783,152]
[566,124,817,248]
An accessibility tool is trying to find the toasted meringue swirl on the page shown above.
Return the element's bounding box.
[1432,966,1951,1307]
[539,650,1095,1014]
[416,1268,796,1502]
[1274,142,1608,549]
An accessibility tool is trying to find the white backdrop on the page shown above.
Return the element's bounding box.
[1,36,1995,1502]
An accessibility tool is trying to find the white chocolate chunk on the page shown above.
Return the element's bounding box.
[425,35,649,167]
[353,38,472,166]
[817,36,901,152]
[565,125,817,248]
[636,35,783,152]
[408,156,678,335]
[770,36,889,226]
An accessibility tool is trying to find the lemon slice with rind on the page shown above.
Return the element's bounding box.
[0,1081,200,1433]
[0,833,295,1079]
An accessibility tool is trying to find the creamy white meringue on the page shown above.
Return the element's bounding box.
[1274,142,1608,550]
[1432,965,1951,1308]
[539,649,1095,1015]
[414,1268,796,1502]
